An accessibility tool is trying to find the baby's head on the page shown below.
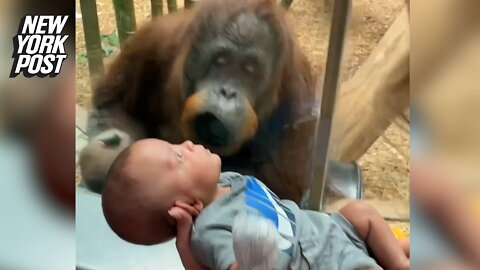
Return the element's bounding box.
[102,138,221,245]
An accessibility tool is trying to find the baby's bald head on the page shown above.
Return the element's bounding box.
[102,139,178,245]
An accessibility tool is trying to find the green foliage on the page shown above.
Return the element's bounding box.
[101,31,120,48]
[77,52,88,66]
[101,31,120,57]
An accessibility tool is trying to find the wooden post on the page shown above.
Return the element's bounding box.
[151,0,163,17]
[167,0,177,13]
[112,0,137,44]
[79,0,104,87]
[329,8,410,162]
[184,0,195,9]
[280,0,293,9]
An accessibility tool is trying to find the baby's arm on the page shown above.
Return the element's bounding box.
[170,206,248,270]
[232,214,279,270]
[192,214,276,270]
[339,201,409,270]
[171,207,243,270]
[169,201,210,270]
[228,263,240,270]
[191,225,237,270]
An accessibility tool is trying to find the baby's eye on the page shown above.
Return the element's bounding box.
[176,152,183,162]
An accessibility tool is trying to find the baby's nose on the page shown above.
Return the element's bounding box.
[183,140,195,150]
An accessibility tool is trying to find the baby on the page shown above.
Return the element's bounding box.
[102,139,409,270]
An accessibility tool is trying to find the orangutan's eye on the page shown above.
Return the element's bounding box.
[215,56,227,65]
[244,63,255,74]
[243,57,259,75]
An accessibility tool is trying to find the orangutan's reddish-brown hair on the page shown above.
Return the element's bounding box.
[91,0,315,202]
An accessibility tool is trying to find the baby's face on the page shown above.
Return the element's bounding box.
[102,139,222,244]
[167,140,222,201]
[131,139,222,205]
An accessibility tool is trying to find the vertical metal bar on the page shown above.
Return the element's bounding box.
[151,0,163,17]
[79,0,104,87]
[112,0,137,44]
[184,0,195,9]
[308,0,351,211]
[280,0,293,9]
[167,0,177,13]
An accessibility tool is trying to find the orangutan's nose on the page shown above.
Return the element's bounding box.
[220,86,237,100]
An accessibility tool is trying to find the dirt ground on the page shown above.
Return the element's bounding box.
[75,0,409,231]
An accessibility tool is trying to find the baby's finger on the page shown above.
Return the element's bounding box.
[193,199,204,212]
[168,206,191,221]
[174,201,200,216]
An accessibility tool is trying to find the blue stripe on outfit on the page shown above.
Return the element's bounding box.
[245,176,279,228]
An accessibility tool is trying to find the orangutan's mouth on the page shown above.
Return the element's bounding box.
[194,112,231,148]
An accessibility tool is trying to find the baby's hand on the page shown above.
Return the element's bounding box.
[173,200,204,217]
[232,214,279,270]
[168,200,208,270]
[168,199,204,250]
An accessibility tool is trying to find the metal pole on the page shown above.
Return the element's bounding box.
[79,0,105,88]
[280,0,293,9]
[308,0,351,211]
[151,0,163,17]
[167,0,177,13]
[112,0,137,44]
[184,0,195,9]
